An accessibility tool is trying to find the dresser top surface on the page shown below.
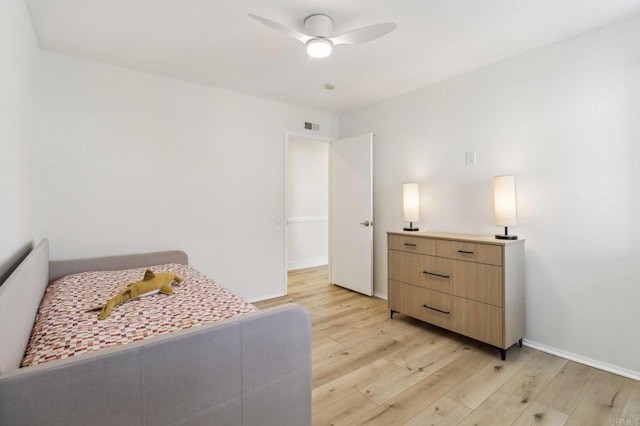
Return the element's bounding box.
[387,230,525,246]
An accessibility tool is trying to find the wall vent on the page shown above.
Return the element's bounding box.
[304,122,320,131]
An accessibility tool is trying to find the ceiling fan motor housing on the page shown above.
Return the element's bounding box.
[304,14,333,37]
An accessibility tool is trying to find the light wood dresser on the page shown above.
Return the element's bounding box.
[387,231,525,360]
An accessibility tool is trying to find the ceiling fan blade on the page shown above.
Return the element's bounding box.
[330,22,396,45]
[248,14,312,44]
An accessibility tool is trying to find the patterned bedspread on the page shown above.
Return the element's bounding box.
[22,264,257,367]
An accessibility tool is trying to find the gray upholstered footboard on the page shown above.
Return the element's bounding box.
[0,303,312,426]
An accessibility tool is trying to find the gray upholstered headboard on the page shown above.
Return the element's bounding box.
[49,249,188,282]
[0,239,50,374]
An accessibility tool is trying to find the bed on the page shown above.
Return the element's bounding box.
[0,240,312,426]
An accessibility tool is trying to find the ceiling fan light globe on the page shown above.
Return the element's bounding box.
[306,38,332,58]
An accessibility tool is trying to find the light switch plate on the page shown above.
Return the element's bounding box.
[466,151,476,166]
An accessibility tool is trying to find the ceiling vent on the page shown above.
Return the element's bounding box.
[304,121,320,131]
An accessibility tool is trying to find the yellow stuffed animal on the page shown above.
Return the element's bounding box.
[87,269,184,320]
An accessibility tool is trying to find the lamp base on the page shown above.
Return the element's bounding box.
[495,226,517,240]
[404,227,419,232]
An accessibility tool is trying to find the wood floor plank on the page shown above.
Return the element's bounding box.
[383,326,457,367]
[447,347,535,410]
[312,319,419,369]
[312,358,399,414]
[313,391,379,426]
[327,314,395,343]
[524,350,568,378]
[351,363,473,425]
[256,266,637,426]
[362,338,470,404]
[511,401,569,425]
[458,352,558,425]
[312,304,388,338]
[565,368,632,426]
[305,290,366,312]
[253,296,293,309]
[312,335,342,352]
[404,395,471,425]
[312,335,406,388]
[533,361,596,416]
[619,379,640,426]
[328,312,425,344]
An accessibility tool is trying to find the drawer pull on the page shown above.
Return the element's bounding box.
[423,304,450,315]
[404,243,417,247]
[422,271,450,279]
[458,250,474,254]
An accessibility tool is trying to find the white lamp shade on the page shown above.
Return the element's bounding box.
[403,183,420,223]
[494,176,517,227]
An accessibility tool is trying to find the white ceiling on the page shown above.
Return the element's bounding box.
[25,0,640,113]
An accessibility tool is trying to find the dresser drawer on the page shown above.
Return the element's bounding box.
[388,250,453,294]
[389,281,453,329]
[437,240,502,266]
[452,262,503,306]
[388,234,437,256]
[453,298,503,347]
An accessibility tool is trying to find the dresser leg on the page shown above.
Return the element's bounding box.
[500,348,506,361]
[518,338,523,348]
[390,310,396,319]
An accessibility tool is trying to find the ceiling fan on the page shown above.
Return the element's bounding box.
[248,13,396,59]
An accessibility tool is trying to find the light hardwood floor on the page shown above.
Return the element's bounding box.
[255,266,640,426]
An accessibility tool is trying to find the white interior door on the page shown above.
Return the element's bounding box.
[330,133,373,296]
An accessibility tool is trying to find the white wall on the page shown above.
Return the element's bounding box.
[32,52,337,301]
[0,0,39,282]
[286,136,329,270]
[340,16,640,376]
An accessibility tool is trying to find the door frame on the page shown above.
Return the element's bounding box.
[283,131,332,293]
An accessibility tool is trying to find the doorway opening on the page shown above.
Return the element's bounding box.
[285,134,331,290]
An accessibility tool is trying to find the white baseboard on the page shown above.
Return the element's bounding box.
[246,290,287,304]
[287,257,328,271]
[373,291,388,300]
[523,339,640,381]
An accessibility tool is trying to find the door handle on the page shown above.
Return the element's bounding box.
[359,221,371,227]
